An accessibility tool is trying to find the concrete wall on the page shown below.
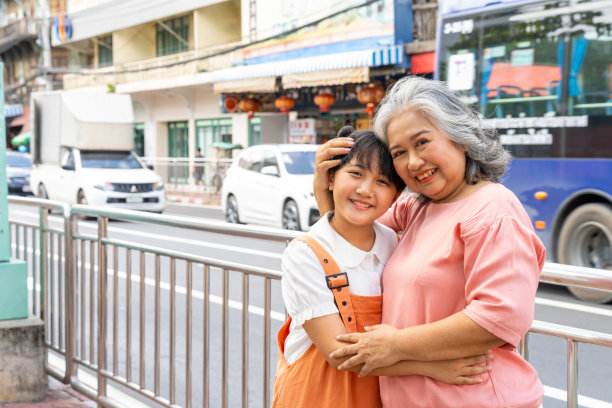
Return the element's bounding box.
[261,114,288,144]
[112,22,156,65]
[194,2,241,49]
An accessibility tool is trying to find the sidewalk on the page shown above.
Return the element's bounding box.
[165,185,221,207]
[0,376,95,408]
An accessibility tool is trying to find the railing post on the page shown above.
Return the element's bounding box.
[567,339,578,408]
[519,332,529,361]
[97,215,108,400]
[40,206,48,365]
[63,208,75,383]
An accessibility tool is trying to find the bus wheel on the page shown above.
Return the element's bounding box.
[558,203,612,303]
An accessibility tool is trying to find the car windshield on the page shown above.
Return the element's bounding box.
[6,154,31,167]
[282,151,316,175]
[80,151,142,169]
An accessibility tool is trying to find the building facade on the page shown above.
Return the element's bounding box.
[4,0,438,184]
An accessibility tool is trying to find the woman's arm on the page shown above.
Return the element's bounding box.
[314,138,353,215]
[304,313,491,384]
[330,313,504,376]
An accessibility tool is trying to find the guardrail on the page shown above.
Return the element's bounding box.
[7,196,612,408]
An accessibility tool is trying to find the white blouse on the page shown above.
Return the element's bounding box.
[280,212,398,364]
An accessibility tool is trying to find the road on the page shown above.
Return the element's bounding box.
[8,201,612,408]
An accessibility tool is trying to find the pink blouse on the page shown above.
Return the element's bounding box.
[378,183,545,408]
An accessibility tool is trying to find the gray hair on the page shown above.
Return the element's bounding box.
[373,76,511,199]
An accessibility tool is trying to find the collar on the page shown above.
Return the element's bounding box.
[309,211,395,268]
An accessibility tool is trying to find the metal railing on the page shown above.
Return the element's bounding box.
[7,195,612,408]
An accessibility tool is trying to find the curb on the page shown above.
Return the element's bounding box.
[166,195,221,207]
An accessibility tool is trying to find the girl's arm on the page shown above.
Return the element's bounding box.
[304,313,491,384]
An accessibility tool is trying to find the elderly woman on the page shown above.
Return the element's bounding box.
[314,76,545,407]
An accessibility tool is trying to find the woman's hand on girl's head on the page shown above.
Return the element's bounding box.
[314,138,354,214]
[424,353,493,385]
[330,324,401,377]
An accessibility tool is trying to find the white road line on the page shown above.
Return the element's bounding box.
[536,297,612,317]
[9,209,283,260]
[544,385,612,408]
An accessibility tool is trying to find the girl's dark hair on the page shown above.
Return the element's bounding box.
[331,126,405,192]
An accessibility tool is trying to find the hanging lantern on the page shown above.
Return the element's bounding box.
[357,83,385,118]
[239,96,261,119]
[314,92,335,113]
[274,96,295,114]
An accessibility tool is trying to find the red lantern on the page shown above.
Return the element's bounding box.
[314,92,335,113]
[239,96,261,119]
[274,96,295,114]
[357,83,385,118]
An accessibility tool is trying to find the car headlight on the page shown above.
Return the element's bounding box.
[153,181,164,191]
[94,182,114,191]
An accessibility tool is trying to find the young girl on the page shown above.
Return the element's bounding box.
[273,127,491,408]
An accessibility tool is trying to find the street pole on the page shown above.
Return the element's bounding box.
[0,63,27,318]
[0,63,45,403]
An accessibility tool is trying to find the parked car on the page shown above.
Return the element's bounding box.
[221,144,320,231]
[30,149,166,213]
[6,151,32,195]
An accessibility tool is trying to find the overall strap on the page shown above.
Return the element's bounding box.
[295,235,358,333]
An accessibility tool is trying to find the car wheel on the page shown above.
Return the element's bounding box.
[282,199,301,231]
[38,183,48,200]
[558,203,612,303]
[225,195,240,224]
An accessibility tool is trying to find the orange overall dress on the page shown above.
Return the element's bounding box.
[272,235,383,408]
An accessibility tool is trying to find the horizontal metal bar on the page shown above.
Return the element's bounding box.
[72,233,98,242]
[541,263,612,292]
[69,203,299,242]
[531,320,612,348]
[8,196,71,216]
[100,237,282,279]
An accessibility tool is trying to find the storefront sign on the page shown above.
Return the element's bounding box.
[289,118,316,144]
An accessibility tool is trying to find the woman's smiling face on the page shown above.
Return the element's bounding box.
[386,109,469,203]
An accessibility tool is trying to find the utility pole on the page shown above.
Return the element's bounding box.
[38,0,52,91]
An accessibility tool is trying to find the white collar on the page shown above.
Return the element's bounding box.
[309,211,395,268]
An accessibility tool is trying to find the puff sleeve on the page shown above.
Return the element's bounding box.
[461,215,546,346]
[281,240,339,326]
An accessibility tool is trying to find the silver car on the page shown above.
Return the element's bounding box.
[6,151,32,195]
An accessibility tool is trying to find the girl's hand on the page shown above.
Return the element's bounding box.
[330,324,401,376]
[314,138,354,214]
[424,353,493,385]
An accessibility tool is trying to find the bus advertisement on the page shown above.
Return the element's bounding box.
[436,0,612,302]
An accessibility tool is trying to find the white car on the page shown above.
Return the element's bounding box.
[221,144,320,231]
[30,149,166,213]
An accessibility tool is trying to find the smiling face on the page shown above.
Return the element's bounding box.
[387,109,469,203]
[329,158,399,230]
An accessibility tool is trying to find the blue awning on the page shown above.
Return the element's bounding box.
[4,104,23,118]
[212,45,404,83]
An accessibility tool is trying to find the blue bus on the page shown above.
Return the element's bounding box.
[436,0,612,303]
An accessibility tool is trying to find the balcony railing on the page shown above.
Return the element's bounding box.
[0,17,39,53]
[62,41,244,90]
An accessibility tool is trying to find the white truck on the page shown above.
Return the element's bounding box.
[29,91,166,213]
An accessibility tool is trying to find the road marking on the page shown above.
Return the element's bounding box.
[9,209,283,260]
[544,385,612,408]
[536,297,612,317]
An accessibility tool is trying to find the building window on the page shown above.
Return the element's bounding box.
[98,35,113,67]
[156,15,190,57]
[134,123,145,157]
[195,118,233,157]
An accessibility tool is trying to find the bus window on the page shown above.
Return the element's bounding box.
[569,8,612,118]
[479,4,566,119]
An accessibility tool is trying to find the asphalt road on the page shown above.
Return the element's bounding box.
[7,201,612,408]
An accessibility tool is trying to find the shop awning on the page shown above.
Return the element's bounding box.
[212,45,404,87]
[282,66,370,89]
[213,77,277,94]
[4,104,23,118]
[11,132,31,146]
